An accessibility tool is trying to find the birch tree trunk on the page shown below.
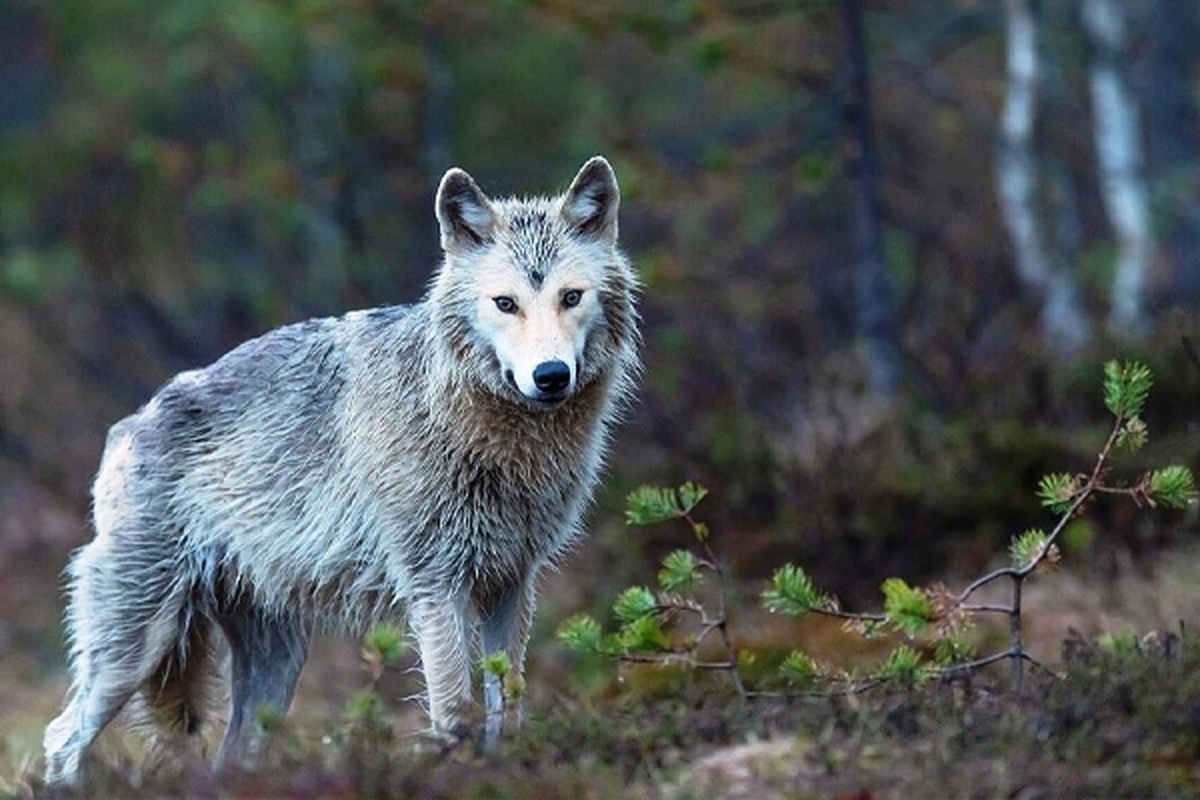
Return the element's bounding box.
[996,0,1090,353]
[1082,0,1153,337]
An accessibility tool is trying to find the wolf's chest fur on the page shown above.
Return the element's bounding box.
[365,367,610,593]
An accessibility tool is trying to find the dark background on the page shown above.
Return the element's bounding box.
[1,0,1198,770]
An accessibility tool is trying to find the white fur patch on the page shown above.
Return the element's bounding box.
[92,432,136,538]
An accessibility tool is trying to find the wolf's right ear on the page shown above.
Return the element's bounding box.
[436,168,497,252]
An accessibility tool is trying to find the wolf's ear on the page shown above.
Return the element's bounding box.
[561,156,619,244]
[436,168,497,251]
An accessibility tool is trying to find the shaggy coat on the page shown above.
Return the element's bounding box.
[43,157,639,785]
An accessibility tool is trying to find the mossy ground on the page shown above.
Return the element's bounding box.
[7,630,1198,799]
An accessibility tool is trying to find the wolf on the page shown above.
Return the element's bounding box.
[42,156,640,786]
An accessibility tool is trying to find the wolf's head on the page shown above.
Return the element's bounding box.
[431,157,637,411]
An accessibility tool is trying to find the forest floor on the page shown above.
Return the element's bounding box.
[1,544,1198,799]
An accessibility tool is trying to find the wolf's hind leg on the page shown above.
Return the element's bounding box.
[44,678,138,786]
[43,546,190,786]
[409,592,473,738]
[214,601,310,767]
[479,579,536,748]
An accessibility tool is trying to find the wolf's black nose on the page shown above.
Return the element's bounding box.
[533,360,571,394]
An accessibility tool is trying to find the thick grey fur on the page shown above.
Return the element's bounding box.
[42,157,640,786]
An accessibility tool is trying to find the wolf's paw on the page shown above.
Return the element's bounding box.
[408,722,472,757]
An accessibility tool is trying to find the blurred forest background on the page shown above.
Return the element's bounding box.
[2,0,1200,767]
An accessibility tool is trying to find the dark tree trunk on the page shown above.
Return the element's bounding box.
[1145,0,1200,303]
[840,0,901,396]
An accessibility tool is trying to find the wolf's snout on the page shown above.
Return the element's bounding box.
[533,360,571,394]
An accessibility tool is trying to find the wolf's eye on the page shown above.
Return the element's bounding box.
[494,296,518,314]
[561,289,583,309]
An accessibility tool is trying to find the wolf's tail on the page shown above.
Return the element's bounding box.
[126,602,221,752]
[123,585,228,767]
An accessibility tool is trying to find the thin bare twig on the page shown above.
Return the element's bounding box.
[618,652,737,671]
[687,510,747,699]
[957,603,1013,614]
[808,606,889,624]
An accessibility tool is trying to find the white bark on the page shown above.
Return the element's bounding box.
[1082,0,1153,337]
[996,0,1090,352]
[998,0,1044,287]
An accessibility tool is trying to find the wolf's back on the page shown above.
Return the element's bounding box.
[96,306,423,623]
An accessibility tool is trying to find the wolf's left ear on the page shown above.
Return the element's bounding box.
[561,156,619,244]
[436,168,497,252]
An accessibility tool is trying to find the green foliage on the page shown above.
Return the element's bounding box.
[880,578,934,636]
[762,563,830,617]
[504,671,527,701]
[1147,465,1196,509]
[1115,416,1148,451]
[1036,472,1078,515]
[778,650,819,689]
[1103,360,1152,450]
[853,618,888,640]
[557,614,612,656]
[359,623,406,693]
[1097,630,1141,656]
[1061,518,1097,553]
[625,483,708,526]
[700,143,733,172]
[345,689,385,722]
[658,549,703,592]
[693,36,729,71]
[0,247,82,304]
[613,586,658,624]
[623,486,676,525]
[677,481,708,513]
[878,645,929,685]
[363,623,406,665]
[795,148,838,193]
[481,650,512,679]
[624,482,681,525]
[618,615,670,653]
[933,636,974,666]
[1103,360,1152,419]
[1009,528,1049,570]
[254,703,285,732]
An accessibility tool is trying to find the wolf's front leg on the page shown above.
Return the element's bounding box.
[408,592,473,738]
[479,577,536,748]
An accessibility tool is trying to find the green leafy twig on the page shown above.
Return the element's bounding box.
[944,360,1194,686]
[360,623,406,692]
[560,482,745,697]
